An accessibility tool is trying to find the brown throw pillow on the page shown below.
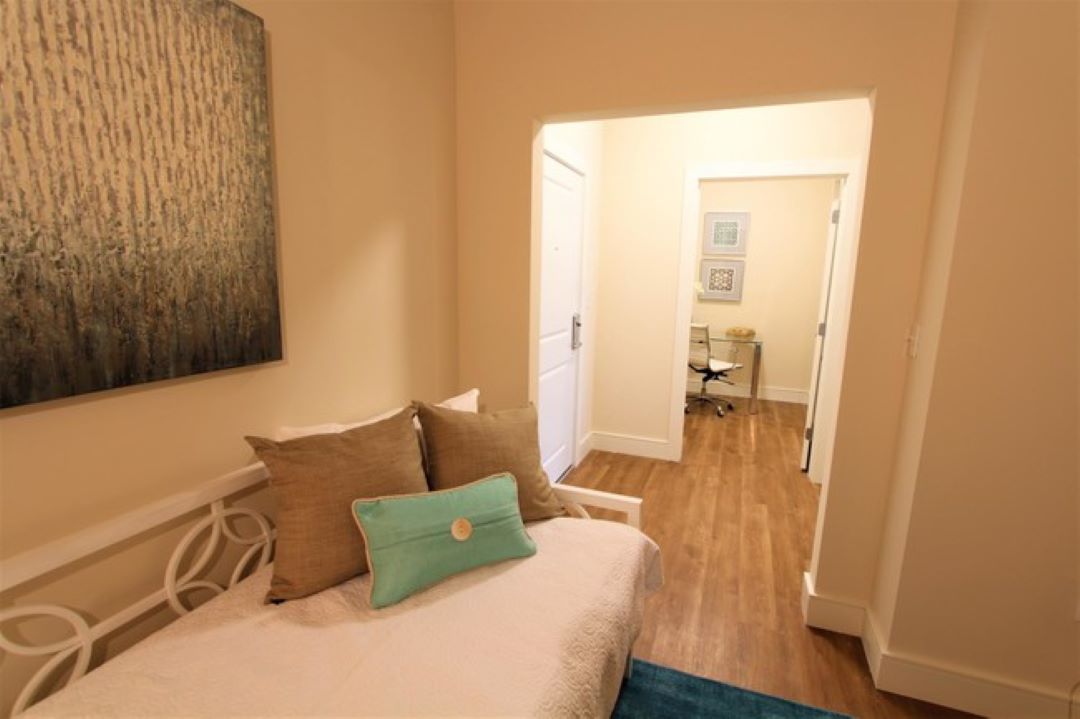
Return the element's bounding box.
[246,408,428,602]
[416,403,565,522]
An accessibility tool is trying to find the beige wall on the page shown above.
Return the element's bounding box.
[5,1,1074,715]
[0,0,458,556]
[868,1,1078,710]
[869,0,988,663]
[585,101,868,442]
[456,2,958,625]
[0,2,458,712]
[693,177,838,399]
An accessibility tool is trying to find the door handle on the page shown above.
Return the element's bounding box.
[571,313,582,350]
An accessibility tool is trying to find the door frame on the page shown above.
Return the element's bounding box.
[670,158,866,488]
[802,194,843,472]
[539,148,588,473]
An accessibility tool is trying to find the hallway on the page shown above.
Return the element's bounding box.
[564,401,974,718]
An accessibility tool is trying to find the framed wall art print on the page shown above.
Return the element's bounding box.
[702,211,750,256]
[700,259,745,302]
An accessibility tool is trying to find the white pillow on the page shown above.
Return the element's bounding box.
[274,388,479,441]
[274,407,400,441]
[438,387,479,413]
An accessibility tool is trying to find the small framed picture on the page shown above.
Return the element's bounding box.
[702,211,750,256]
[700,259,745,301]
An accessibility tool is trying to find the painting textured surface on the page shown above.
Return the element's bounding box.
[0,0,280,408]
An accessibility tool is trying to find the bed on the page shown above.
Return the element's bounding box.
[0,462,662,717]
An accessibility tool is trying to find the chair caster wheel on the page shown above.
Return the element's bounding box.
[716,409,723,417]
[726,403,735,410]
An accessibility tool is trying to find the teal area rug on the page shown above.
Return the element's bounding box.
[612,660,851,719]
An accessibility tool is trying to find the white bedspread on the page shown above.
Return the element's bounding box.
[27,518,662,718]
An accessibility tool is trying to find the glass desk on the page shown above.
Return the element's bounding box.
[709,336,763,414]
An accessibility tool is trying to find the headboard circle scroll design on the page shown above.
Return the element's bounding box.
[0,605,94,715]
[0,490,276,715]
[163,500,274,615]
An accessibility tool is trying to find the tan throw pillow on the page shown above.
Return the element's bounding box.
[246,408,428,602]
[416,403,565,522]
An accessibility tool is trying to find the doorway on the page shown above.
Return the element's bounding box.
[673,165,859,481]
[533,99,871,492]
[803,195,842,471]
[531,98,883,717]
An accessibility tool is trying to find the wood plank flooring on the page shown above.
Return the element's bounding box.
[564,400,977,719]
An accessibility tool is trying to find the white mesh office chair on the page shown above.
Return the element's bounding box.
[686,323,742,417]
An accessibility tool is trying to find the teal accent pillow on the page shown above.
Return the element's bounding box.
[351,473,537,608]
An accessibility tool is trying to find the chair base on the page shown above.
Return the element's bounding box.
[685,393,736,417]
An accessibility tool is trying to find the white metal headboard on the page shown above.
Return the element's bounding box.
[0,461,638,716]
[0,462,275,716]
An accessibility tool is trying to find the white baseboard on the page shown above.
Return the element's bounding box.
[686,379,808,405]
[802,573,1069,716]
[801,572,866,635]
[861,619,1070,718]
[575,431,595,464]
[590,431,679,461]
[860,613,885,680]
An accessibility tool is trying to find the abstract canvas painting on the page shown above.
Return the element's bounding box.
[0,0,280,409]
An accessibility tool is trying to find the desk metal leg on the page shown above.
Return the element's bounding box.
[749,344,762,414]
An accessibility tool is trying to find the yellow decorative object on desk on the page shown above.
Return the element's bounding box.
[726,326,756,339]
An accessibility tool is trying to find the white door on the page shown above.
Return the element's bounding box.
[538,153,585,481]
[802,194,842,471]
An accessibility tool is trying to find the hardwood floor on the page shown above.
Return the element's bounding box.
[564,400,976,719]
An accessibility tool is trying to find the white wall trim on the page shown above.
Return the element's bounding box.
[802,573,1069,717]
[685,378,809,405]
[542,134,588,176]
[685,159,860,182]
[861,619,1070,718]
[861,615,885,680]
[590,431,679,461]
[576,431,595,462]
[800,571,866,635]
